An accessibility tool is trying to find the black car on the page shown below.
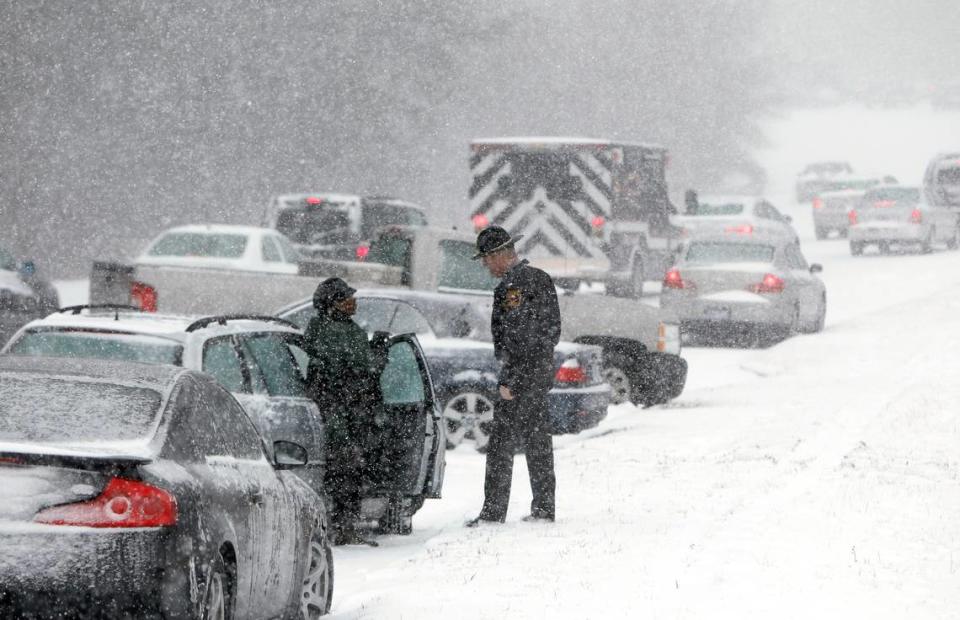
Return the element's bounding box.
[0,357,333,619]
[0,245,59,347]
[278,289,611,452]
[265,193,428,262]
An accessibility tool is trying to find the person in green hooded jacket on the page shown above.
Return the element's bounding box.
[303,277,388,546]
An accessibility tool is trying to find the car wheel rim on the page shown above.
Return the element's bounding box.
[301,539,331,619]
[603,366,631,405]
[443,392,494,448]
[204,571,226,620]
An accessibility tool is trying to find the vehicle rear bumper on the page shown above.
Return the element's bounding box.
[849,223,927,244]
[662,294,791,327]
[0,523,189,618]
[812,211,850,230]
[548,383,611,433]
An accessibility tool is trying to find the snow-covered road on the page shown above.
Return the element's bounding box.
[327,107,960,619]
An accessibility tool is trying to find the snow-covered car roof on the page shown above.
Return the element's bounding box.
[7,310,301,346]
[0,354,185,392]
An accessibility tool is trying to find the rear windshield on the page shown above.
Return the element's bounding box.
[148,232,248,258]
[686,242,775,263]
[693,201,745,216]
[437,240,498,292]
[863,187,921,203]
[0,374,163,443]
[366,236,412,268]
[275,204,351,244]
[938,167,960,185]
[7,330,183,365]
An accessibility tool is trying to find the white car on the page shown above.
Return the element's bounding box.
[137,224,300,274]
[848,186,960,255]
[1,307,446,535]
[675,194,798,243]
[660,235,826,346]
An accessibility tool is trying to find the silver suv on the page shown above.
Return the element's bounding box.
[1,306,445,535]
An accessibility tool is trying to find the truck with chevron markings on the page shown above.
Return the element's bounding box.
[468,137,682,297]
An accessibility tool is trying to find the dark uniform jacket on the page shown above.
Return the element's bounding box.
[302,310,384,447]
[492,260,562,393]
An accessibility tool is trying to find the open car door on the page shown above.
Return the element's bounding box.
[364,335,444,503]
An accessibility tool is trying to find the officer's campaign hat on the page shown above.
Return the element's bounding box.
[313,277,357,310]
[472,226,523,259]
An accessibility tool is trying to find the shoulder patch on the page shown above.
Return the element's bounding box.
[504,287,523,310]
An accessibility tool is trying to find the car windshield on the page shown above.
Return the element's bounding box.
[7,330,183,365]
[686,242,775,263]
[863,187,921,203]
[694,201,746,216]
[148,232,248,258]
[0,374,163,443]
[937,167,960,184]
[366,235,412,268]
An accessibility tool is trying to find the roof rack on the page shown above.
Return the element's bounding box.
[185,314,300,333]
[58,304,144,318]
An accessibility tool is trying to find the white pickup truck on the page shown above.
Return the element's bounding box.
[90,226,687,406]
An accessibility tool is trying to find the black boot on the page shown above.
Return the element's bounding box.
[465,513,505,528]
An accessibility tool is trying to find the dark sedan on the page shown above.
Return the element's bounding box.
[0,357,333,619]
[278,289,611,451]
[0,245,59,347]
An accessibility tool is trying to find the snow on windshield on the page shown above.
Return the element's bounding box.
[0,375,162,443]
[8,331,182,365]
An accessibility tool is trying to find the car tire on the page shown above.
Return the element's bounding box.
[441,385,496,452]
[947,227,960,250]
[803,294,827,333]
[201,554,233,620]
[920,228,934,254]
[849,241,864,256]
[814,227,827,240]
[601,353,633,406]
[879,241,891,255]
[300,523,334,618]
[378,498,414,536]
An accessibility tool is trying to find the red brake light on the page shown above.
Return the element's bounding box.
[812,198,824,210]
[750,273,785,294]
[848,210,858,225]
[305,196,322,206]
[34,477,178,528]
[130,281,157,313]
[591,216,605,229]
[472,214,489,231]
[663,268,686,289]
[910,208,922,224]
[724,224,753,235]
[555,358,587,384]
[355,244,370,260]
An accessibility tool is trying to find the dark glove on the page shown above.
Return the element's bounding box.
[370,331,390,373]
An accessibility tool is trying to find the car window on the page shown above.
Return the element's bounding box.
[148,232,248,258]
[7,330,182,365]
[380,340,425,405]
[274,234,300,263]
[285,340,310,380]
[361,204,412,238]
[241,333,308,397]
[365,235,412,269]
[195,377,264,459]
[686,242,775,263]
[437,240,499,291]
[404,209,427,226]
[261,235,283,262]
[695,201,745,216]
[202,338,247,393]
[784,245,808,270]
[283,305,315,330]
[354,298,401,333]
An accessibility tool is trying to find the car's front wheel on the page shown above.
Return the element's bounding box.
[849,241,864,256]
[442,386,496,452]
[300,525,334,618]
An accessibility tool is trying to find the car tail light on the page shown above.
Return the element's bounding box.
[305,196,323,207]
[555,358,587,384]
[355,243,370,260]
[910,208,922,224]
[130,281,158,312]
[472,214,489,231]
[749,273,785,294]
[848,210,858,225]
[663,268,687,289]
[724,224,753,235]
[34,477,177,528]
[812,198,824,210]
[591,216,605,229]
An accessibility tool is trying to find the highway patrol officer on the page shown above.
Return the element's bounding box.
[466,226,561,526]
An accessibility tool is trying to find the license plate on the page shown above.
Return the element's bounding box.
[703,306,730,320]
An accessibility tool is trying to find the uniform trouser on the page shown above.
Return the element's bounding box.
[479,383,556,520]
[324,444,363,533]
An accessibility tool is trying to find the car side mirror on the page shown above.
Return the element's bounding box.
[810,263,823,274]
[273,440,308,469]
